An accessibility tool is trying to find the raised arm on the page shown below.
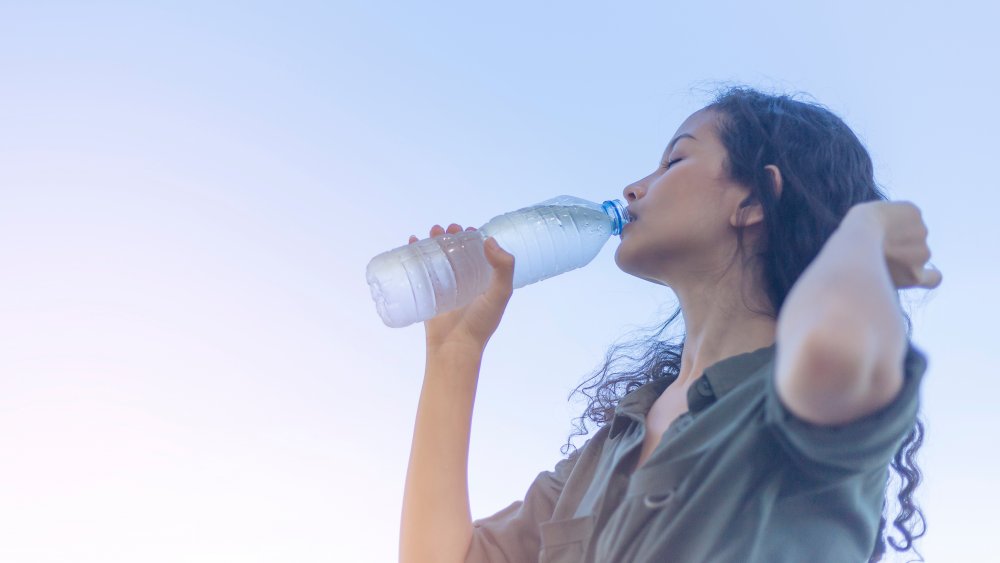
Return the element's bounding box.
[399,344,482,563]
[775,201,941,426]
[399,223,516,563]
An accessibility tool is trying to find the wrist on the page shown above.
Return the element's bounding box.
[427,339,487,360]
[839,205,887,245]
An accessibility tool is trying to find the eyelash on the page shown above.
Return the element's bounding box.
[662,158,682,170]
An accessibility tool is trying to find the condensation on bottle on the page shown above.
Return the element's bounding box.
[366,195,630,328]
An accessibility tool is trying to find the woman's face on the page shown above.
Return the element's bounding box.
[615,108,756,287]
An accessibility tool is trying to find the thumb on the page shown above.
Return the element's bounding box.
[919,265,943,289]
[484,236,515,282]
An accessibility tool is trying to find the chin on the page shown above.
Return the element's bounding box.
[645,276,670,287]
[615,248,672,287]
[614,238,648,272]
[614,251,648,282]
[613,244,632,272]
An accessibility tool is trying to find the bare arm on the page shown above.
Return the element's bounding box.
[399,343,482,563]
[775,202,940,426]
[399,223,517,563]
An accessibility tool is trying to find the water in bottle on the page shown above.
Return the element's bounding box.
[366,195,630,328]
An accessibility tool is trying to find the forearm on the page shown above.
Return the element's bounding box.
[399,345,481,563]
[777,212,907,378]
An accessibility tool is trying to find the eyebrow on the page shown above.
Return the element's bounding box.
[665,133,697,154]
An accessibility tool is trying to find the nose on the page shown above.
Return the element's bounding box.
[623,181,645,202]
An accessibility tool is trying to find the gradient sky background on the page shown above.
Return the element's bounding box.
[2,1,998,562]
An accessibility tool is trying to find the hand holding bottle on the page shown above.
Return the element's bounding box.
[396,203,626,561]
[368,195,628,328]
[408,223,516,351]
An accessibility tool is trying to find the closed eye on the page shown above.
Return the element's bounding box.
[661,158,682,170]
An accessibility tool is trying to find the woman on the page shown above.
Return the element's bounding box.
[399,87,941,563]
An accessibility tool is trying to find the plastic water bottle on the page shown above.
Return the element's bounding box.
[366,195,631,328]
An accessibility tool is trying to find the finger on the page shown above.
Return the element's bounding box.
[408,235,417,244]
[466,226,476,231]
[430,224,444,237]
[483,237,515,298]
[484,237,514,263]
[919,266,943,289]
[446,223,462,234]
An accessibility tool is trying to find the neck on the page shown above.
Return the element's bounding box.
[671,264,777,387]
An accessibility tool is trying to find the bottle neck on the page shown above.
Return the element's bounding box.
[602,199,630,235]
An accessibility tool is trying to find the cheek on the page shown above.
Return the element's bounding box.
[651,206,726,251]
[664,179,727,226]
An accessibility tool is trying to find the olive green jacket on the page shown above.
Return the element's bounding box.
[467,342,927,562]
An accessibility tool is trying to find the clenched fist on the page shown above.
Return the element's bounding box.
[843,200,943,290]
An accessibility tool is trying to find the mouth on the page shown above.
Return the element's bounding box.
[622,214,636,235]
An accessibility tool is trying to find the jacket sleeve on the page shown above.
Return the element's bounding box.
[763,339,928,481]
[464,445,584,563]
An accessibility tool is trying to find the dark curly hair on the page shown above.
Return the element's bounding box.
[564,86,926,563]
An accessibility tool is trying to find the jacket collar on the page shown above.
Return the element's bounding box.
[613,343,777,420]
[699,342,777,401]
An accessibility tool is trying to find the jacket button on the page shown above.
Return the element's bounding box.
[643,490,674,509]
[696,377,713,397]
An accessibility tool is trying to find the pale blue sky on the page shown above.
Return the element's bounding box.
[1,1,997,561]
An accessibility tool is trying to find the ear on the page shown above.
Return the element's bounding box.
[764,164,784,199]
[730,165,783,228]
